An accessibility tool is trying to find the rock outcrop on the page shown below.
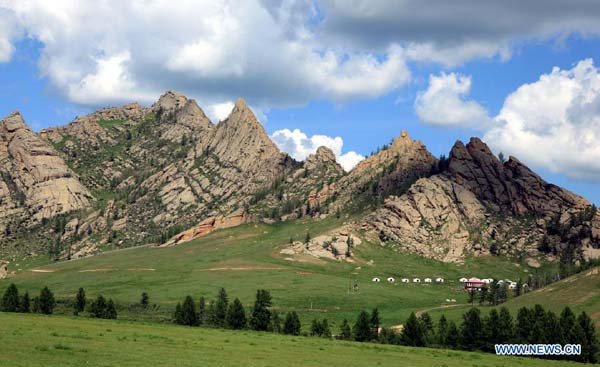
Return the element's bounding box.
[368,138,598,263]
[0,260,8,279]
[161,209,248,246]
[0,112,92,225]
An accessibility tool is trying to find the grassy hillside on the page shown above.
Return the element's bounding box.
[1,216,543,327]
[426,267,600,327]
[0,312,583,367]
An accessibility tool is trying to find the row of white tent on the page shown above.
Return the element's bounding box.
[372,277,444,283]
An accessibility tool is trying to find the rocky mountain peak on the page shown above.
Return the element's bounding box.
[152,90,188,112]
[1,111,28,133]
[312,146,337,162]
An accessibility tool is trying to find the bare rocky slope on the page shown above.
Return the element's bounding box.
[368,138,600,263]
[0,91,598,268]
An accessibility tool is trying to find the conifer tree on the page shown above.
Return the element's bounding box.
[445,320,459,348]
[459,308,483,350]
[105,299,117,319]
[198,296,206,325]
[75,287,86,315]
[181,295,199,326]
[560,307,577,345]
[214,288,229,327]
[321,319,331,338]
[250,289,272,331]
[174,303,184,325]
[140,292,149,308]
[19,291,30,313]
[1,283,19,312]
[226,298,247,330]
[515,307,532,342]
[38,286,56,315]
[401,312,425,347]
[90,295,107,318]
[577,311,598,363]
[339,319,352,340]
[353,311,372,342]
[497,307,514,343]
[283,311,301,335]
[370,308,380,340]
[270,310,282,333]
[436,315,448,346]
[483,309,501,351]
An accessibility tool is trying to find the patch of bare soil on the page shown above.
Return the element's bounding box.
[30,269,56,273]
[195,266,285,272]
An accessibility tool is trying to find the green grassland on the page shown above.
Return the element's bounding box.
[0,312,583,367]
[2,216,544,327]
[426,266,600,327]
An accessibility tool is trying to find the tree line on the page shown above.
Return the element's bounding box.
[394,305,598,363]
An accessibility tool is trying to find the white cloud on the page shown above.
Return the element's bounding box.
[0,0,411,110]
[485,59,600,181]
[415,72,492,129]
[207,101,235,123]
[271,128,364,171]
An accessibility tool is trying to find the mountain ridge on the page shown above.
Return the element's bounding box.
[0,91,598,269]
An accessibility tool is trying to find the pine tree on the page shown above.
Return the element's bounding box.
[483,309,501,352]
[19,291,30,313]
[459,308,483,350]
[38,286,56,315]
[1,283,19,312]
[401,312,425,347]
[353,310,372,342]
[182,295,199,326]
[515,278,523,297]
[75,287,86,315]
[283,311,301,335]
[543,311,561,345]
[437,315,448,346]
[90,295,107,318]
[577,311,598,363]
[419,312,434,336]
[105,299,117,319]
[497,307,514,343]
[310,319,321,336]
[270,310,282,333]
[198,296,206,325]
[226,298,247,330]
[250,289,272,331]
[445,320,459,348]
[174,303,184,325]
[140,292,149,308]
[515,307,532,342]
[214,288,229,327]
[370,308,380,340]
[560,307,577,345]
[339,319,352,340]
[321,319,331,338]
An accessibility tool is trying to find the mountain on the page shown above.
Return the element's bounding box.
[0,91,598,268]
[368,137,600,263]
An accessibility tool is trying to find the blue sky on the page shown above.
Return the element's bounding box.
[1,1,599,204]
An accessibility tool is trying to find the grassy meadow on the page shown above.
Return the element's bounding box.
[0,312,585,367]
[1,216,543,327]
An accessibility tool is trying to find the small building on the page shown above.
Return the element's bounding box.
[450,299,456,303]
[372,277,381,283]
[424,278,432,283]
[401,278,409,283]
[482,278,492,284]
[459,277,468,283]
[413,278,421,283]
[435,277,444,283]
[387,277,395,283]
[464,277,486,291]
[508,282,517,290]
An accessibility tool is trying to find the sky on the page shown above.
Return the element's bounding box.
[0,0,599,204]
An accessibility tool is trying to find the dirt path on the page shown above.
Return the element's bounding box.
[195,266,285,272]
[415,303,468,317]
[30,269,56,273]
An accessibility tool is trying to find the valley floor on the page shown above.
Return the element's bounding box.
[0,312,585,367]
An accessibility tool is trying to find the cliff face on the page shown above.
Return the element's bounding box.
[368,138,599,263]
[0,112,92,231]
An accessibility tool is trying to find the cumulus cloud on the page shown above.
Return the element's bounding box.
[0,0,411,110]
[206,101,235,123]
[271,128,364,171]
[414,72,493,129]
[320,0,600,66]
[485,59,600,181]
